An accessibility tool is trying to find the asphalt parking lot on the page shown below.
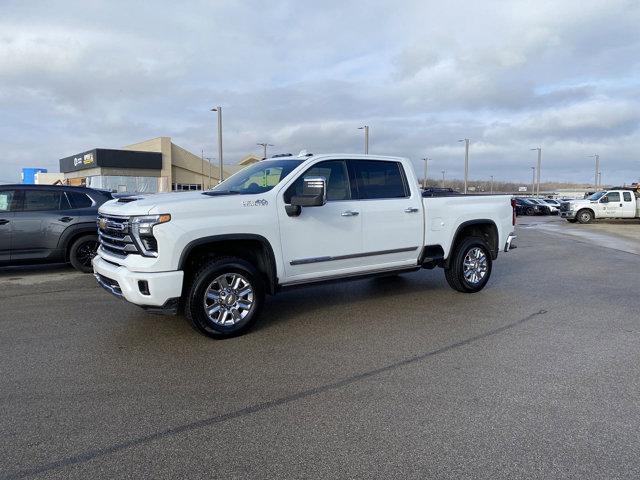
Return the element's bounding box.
[2,216,640,480]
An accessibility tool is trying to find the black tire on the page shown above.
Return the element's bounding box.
[576,209,593,224]
[444,236,493,293]
[185,256,264,339]
[525,207,535,216]
[69,235,99,273]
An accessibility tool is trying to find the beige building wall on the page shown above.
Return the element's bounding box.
[35,172,65,184]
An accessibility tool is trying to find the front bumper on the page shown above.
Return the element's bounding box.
[560,211,576,219]
[92,255,184,308]
[504,233,517,252]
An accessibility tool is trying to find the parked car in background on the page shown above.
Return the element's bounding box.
[526,198,552,215]
[514,198,542,216]
[534,198,559,214]
[0,185,112,272]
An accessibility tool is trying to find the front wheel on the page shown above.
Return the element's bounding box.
[577,209,593,224]
[444,237,493,293]
[185,257,264,339]
[69,235,99,273]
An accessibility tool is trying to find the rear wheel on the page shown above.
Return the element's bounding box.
[525,207,535,216]
[444,236,493,293]
[577,209,593,224]
[185,256,264,339]
[69,235,99,273]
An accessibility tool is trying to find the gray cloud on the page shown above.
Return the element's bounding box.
[0,0,639,185]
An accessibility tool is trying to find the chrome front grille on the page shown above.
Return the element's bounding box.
[97,215,140,257]
[559,202,570,212]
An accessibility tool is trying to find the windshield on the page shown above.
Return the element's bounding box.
[206,159,302,195]
[587,191,606,201]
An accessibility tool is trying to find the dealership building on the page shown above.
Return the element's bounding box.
[56,137,245,193]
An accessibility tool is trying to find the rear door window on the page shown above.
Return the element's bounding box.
[623,192,632,202]
[66,192,94,209]
[23,190,63,211]
[351,160,408,199]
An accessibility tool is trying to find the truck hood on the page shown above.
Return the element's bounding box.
[98,191,272,217]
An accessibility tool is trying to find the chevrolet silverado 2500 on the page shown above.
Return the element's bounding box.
[93,154,517,338]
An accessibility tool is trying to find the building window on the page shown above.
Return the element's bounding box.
[172,183,202,191]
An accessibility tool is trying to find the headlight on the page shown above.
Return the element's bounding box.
[130,214,171,257]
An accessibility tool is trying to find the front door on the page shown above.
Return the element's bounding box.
[0,189,16,262]
[277,159,363,283]
[351,159,423,268]
[601,191,622,218]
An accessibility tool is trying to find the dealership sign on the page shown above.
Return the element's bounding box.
[59,148,162,173]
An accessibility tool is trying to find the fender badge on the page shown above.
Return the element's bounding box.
[242,199,268,207]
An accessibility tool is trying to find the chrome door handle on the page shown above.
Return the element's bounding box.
[341,210,359,217]
[404,207,419,213]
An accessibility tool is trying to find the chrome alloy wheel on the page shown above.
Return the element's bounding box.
[203,273,254,326]
[463,247,488,285]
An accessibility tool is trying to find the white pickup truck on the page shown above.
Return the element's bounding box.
[560,189,640,223]
[93,154,516,338]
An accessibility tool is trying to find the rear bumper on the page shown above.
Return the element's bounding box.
[504,233,517,252]
[92,255,184,308]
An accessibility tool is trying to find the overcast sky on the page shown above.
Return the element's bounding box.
[1,0,639,185]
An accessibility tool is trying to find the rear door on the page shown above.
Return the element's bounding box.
[11,188,68,261]
[0,189,16,261]
[351,159,423,268]
[621,191,636,218]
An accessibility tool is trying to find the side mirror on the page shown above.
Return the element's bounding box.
[601,196,609,203]
[286,176,327,217]
[291,176,326,206]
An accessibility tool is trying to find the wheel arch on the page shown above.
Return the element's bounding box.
[59,224,98,261]
[446,219,499,267]
[576,207,595,219]
[179,234,278,295]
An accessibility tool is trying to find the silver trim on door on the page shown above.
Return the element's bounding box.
[290,246,419,266]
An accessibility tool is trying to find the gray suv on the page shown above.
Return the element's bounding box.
[0,185,113,272]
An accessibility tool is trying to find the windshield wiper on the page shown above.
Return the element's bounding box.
[202,190,242,196]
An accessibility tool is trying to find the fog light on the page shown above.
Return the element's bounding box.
[138,280,150,296]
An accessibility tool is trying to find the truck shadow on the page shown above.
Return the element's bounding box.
[253,271,447,333]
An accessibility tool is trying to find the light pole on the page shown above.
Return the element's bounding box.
[421,157,431,189]
[257,142,274,159]
[530,166,536,195]
[211,106,223,183]
[458,138,470,194]
[490,175,494,194]
[598,172,602,187]
[204,156,215,189]
[530,147,541,196]
[588,154,600,188]
[441,170,446,188]
[358,125,369,154]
